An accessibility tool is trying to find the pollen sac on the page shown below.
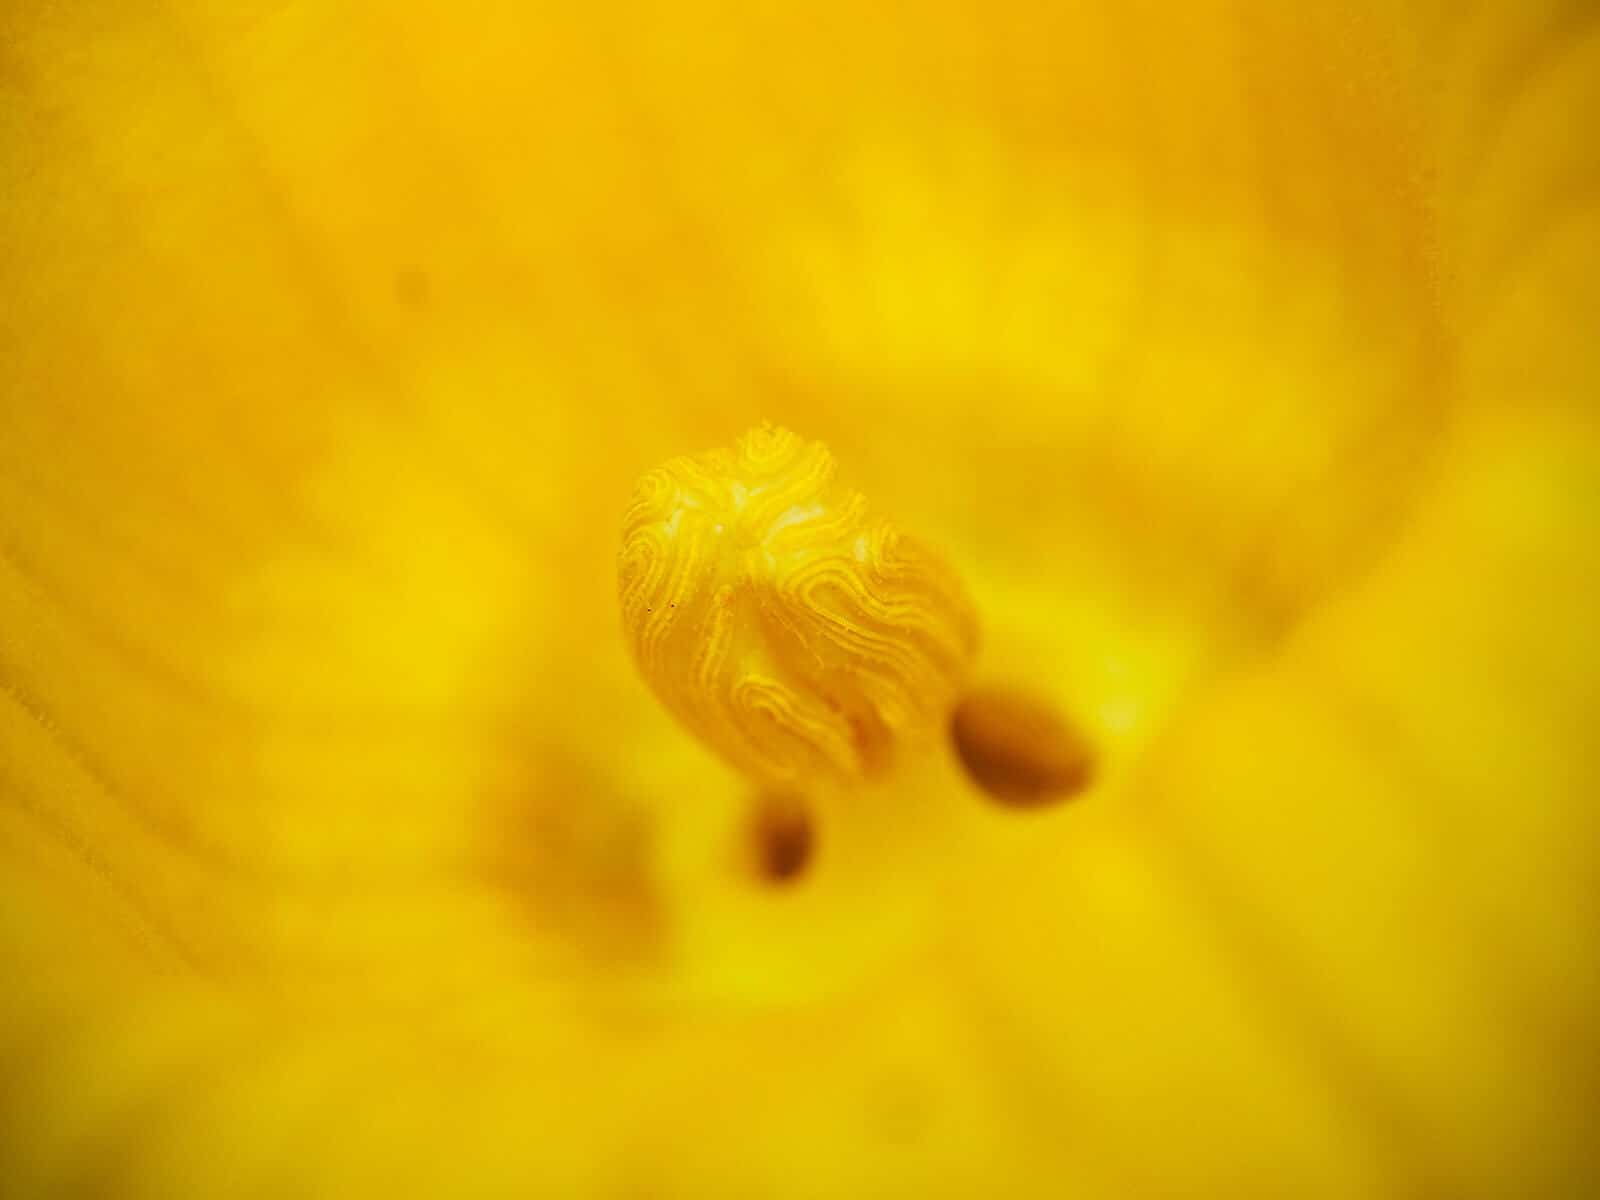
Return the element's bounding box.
[619,426,979,788]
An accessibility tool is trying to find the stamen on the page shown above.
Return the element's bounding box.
[619,425,979,788]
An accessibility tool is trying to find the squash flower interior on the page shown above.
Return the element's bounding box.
[1,2,1597,1196]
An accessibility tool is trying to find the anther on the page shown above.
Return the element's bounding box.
[619,426,978,788]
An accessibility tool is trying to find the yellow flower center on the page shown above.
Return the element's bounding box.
[618,425,979,788]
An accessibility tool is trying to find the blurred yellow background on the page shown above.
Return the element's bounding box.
[1,1,1596,1195]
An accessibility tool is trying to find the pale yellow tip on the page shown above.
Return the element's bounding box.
[618,427,978,787]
